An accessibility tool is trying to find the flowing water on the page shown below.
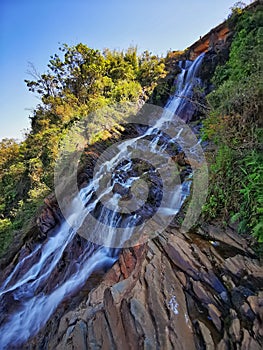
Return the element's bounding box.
[0,53,205,348]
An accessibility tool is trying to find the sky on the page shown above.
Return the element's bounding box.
[0,0,250,141]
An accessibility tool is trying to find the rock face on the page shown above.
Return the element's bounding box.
[2,4,263,347]
[185,0,261,60]
[26,224,263,349]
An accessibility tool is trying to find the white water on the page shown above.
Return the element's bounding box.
[0,53,205,349]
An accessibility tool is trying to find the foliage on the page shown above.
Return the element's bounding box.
[237,150,263,240]
[229,1,247,16]
[202,5,263,241]
[0,44,166,257]
[0,218,13,257]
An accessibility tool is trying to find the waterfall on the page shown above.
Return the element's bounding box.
[0,53,205,349]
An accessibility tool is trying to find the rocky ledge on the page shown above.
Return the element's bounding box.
[27,224,263,350]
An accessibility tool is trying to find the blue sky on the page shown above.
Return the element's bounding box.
[0,0,249,140]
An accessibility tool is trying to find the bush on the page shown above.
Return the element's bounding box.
[202,5,263,241]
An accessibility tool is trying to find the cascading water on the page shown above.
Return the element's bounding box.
[0,53,205,349]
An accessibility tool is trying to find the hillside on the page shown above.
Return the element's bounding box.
[0,1,262,349]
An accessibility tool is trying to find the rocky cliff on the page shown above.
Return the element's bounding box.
[185,0,261,60]
[26,225,263,349]
[0,2,262,349]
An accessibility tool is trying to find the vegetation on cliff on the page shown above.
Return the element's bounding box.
[0,46,166,257]
[202,3,263,242]
[0,2,262,260]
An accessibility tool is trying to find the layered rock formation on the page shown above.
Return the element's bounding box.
[27,224,263,349]
[185,0,261,60]
[1,3,262,349]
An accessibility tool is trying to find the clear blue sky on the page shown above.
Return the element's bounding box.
[0,0,249,141]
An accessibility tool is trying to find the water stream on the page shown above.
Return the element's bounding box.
[0,53,205,348]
